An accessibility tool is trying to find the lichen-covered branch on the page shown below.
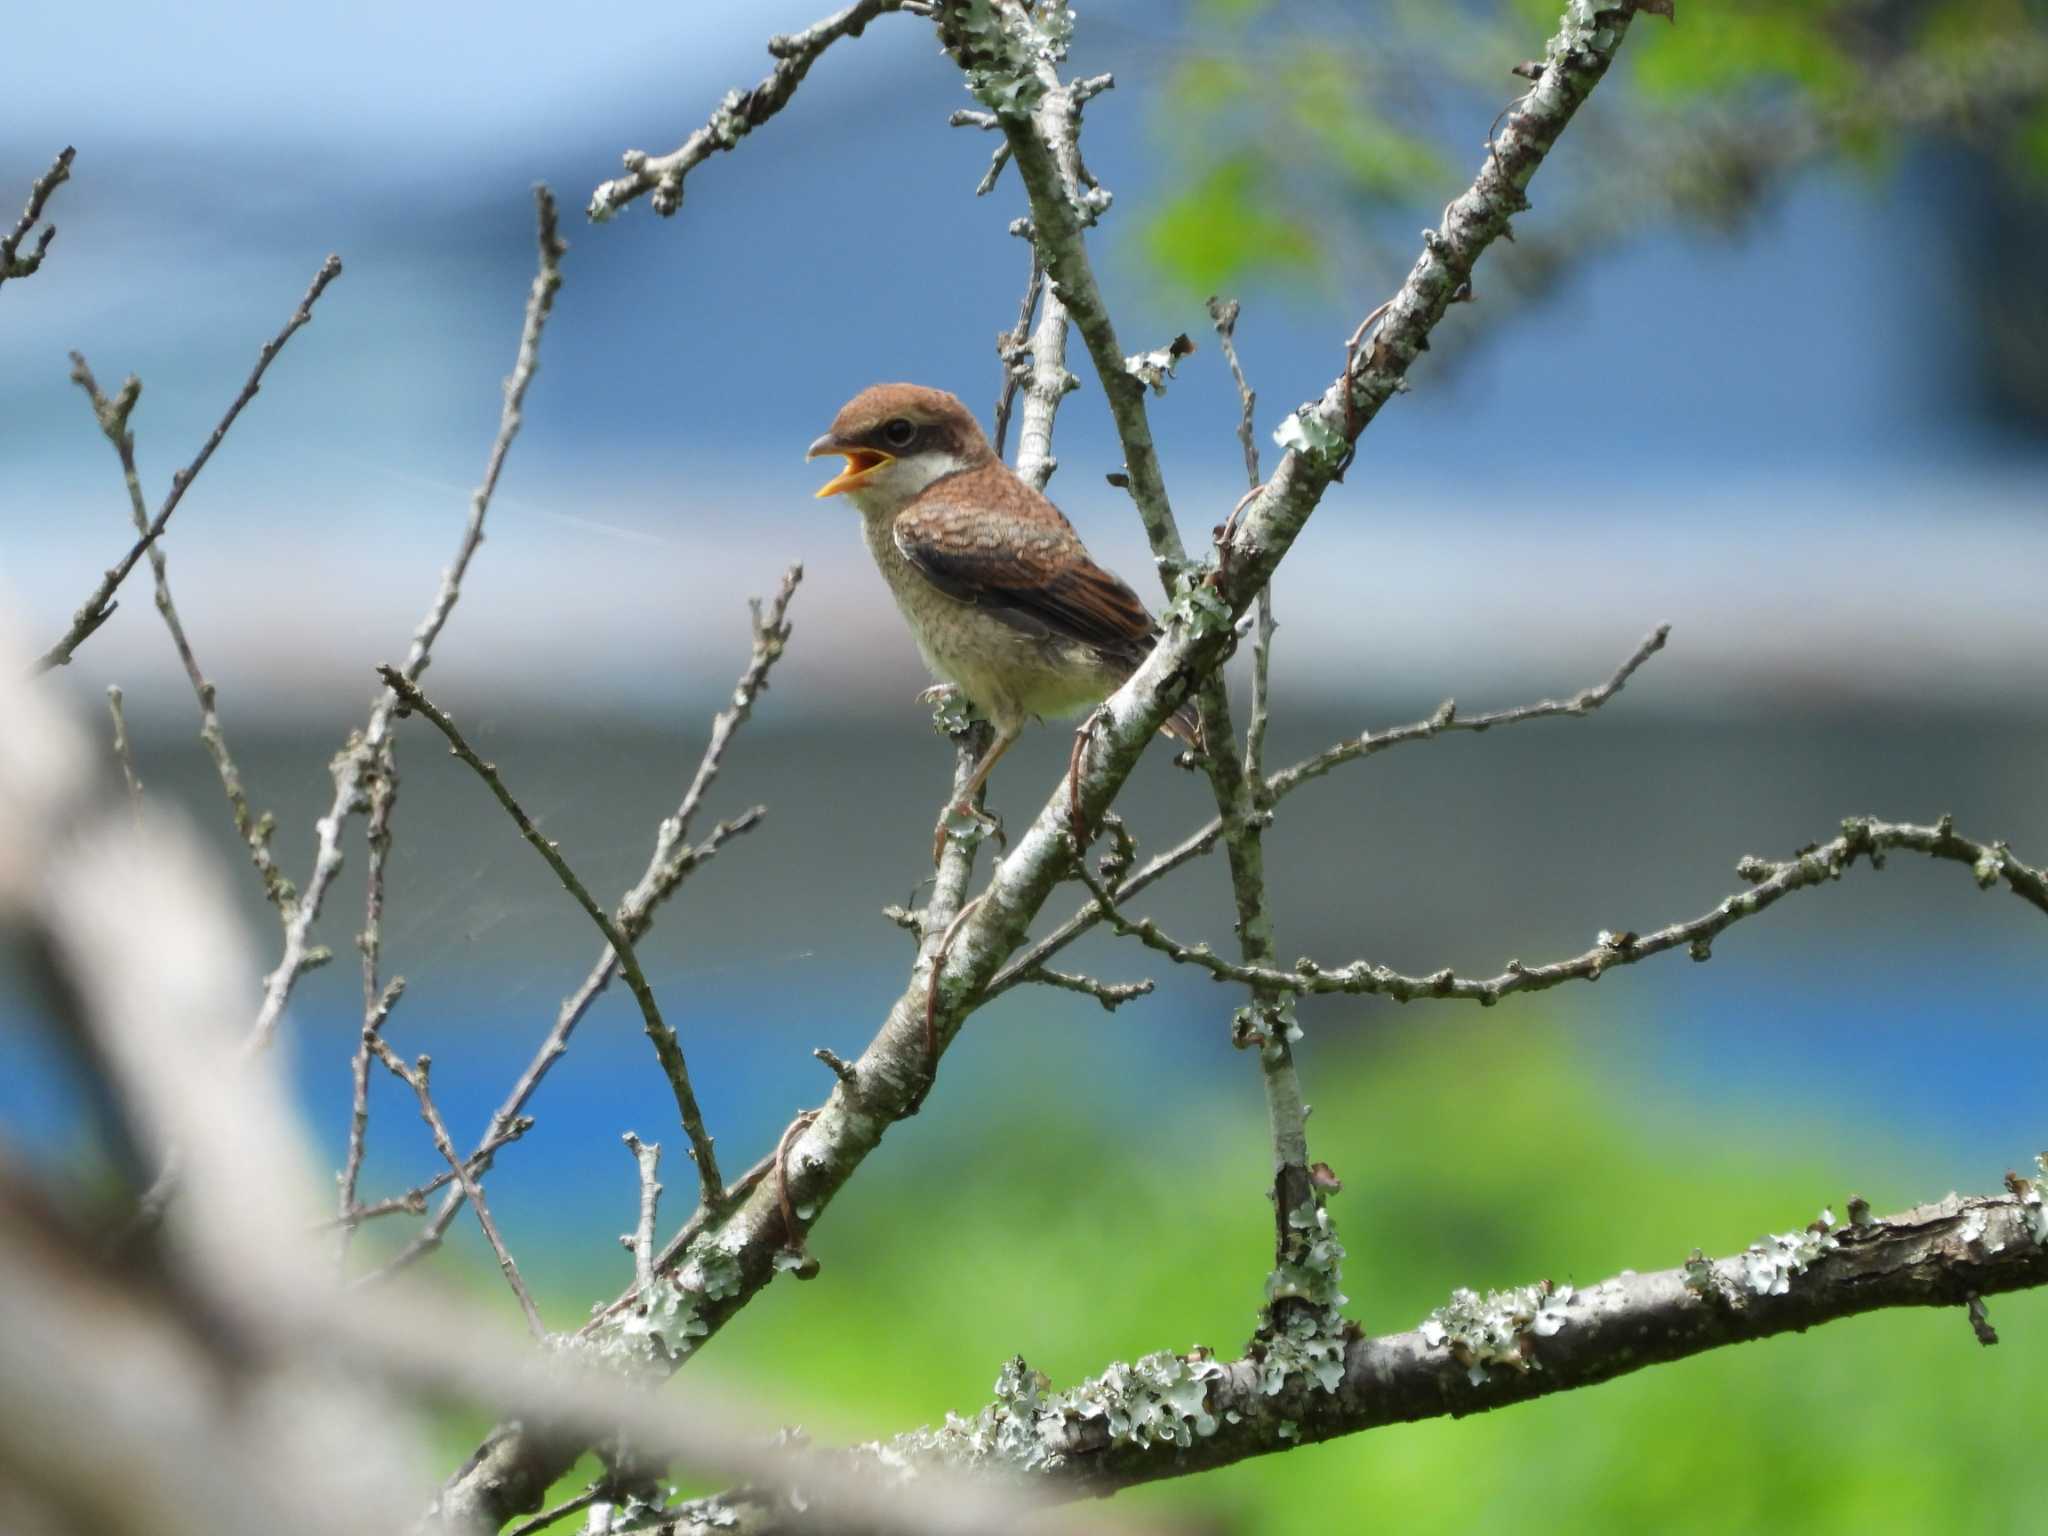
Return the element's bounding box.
[666,1184,2048,1526]
[377,667,728,1212]
[1083,815,2048,1006]
[34,255,344,675]
[374,569,797,1277]
[0,145,73,289]
[250,188,564,1052]
[937,1,1185,566]
[436,8,1652,1521]
[589,0,910,220]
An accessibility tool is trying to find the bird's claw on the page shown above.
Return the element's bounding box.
[932,799,1003,867]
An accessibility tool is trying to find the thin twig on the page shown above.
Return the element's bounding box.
[622,1134,662,1300]
[104,687,144,821]
[377,666,727,1213]
[375,571,796,1282]
[368,1033,547,1340]
[0,146,74,288]
[504,1488,606,1536]
[1012,964,1154,1012]
[1265,625,1671,802]
[989,628,1673,995]
[251,187,564,1054]
[924,895,986,1067]
[318,1113,534,1231]
[991,247,1043,462]
[1208,296,1274,786]
[36,257,343,674]
[575,1152,777,1338]
[67,352,297,912]
[1081,816,2048,1006]
[589,0,911,219]
[334,976,407,1252]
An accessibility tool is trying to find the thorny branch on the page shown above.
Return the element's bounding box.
[249,186,564,1054]
[588,0,912,221]
[375,568,798,1277]
[0,146,73,289]
[35,255,343,675]
[1080,816,2048,1006]
[377,667,728,1213]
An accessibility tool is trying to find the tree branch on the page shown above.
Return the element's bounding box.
[368,1020,550,1340]
[437,6,1654,1520]
[671,1184,2048,1525]
[0,145,74,289]
[1265,623,1671,802]
[377,667,727,1213]
[987,625,1668,998]
[250,186,564,1052]
[1080,815,2048,1005]
[67,353,298,913]
[35,255,343,674]
[588,0,911,220]
[377,568,798,1279]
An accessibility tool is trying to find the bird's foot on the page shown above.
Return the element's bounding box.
[921,684,977,739]
[932,799,1004,868]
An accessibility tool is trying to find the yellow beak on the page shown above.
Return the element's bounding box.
[806,434,893,498]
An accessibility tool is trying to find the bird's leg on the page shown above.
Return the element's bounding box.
[932,725,1019,867]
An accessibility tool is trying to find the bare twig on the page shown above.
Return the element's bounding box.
[1011,964,1154,1011]
[252,187,564,1053]
[104,686,144,819]
[378,666,726,1212]
[1207,295,1273,784]
[36,256,343,674]
[378,569,797,1280]
[990,246,1043,462]
[504,1488,606,1536]
[368,1032,546,1339]
[67,352,298,912]
[989,628,1672,995]
[589,0,910,220]
[773,1111,822,1278]
[0,145,74,288]
[622,1134,663,1300]
[333,975,408,1251]
[1267,624,1672,802]
[320,1113,534,1231]
[1081,816,2048,1006]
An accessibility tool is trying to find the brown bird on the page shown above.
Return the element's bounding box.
[808,383,1199,864]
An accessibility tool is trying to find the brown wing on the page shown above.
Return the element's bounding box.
[893,473,1157,660]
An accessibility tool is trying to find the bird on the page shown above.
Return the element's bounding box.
[808,382,1201,865]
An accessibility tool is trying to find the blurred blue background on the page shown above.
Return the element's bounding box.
[4,1,2046,1530]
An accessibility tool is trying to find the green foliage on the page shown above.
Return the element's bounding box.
[518,1015,2045,1530]
[1137,0,2048,297]
[1142,155,1321,294]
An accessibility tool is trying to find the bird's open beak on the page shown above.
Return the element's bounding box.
[807,433,893,498]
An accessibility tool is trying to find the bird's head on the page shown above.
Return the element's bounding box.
[807,384,994,511]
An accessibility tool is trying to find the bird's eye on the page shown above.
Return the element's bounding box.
[881,418,918,449]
